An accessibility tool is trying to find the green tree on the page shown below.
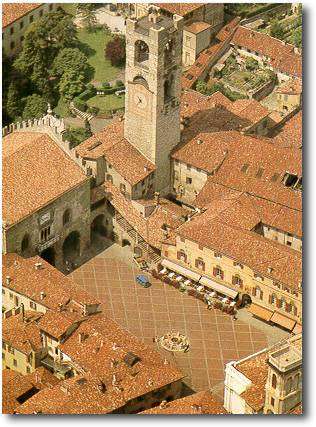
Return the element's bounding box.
[51,47,89,78]
[105,36,126,66]
[292,27,302,48]
[6,83,23,121]
[22,94,48,120]
[63,126,91,148]
[245,57,259,71]
[270,20,285,40]
[14,9,76,96]
[58,71,85,100]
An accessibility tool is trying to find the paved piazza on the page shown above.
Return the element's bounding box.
[71,245,288,396]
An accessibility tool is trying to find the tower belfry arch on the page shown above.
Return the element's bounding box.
[124,8,184,193]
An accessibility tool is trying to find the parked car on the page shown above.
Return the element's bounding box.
[136,275,151,288]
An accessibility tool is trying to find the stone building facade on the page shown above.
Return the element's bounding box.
[2,3,58,57]
[124,10,183,193]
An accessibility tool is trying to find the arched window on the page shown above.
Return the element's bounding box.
[285,377,292,394]
[255,286,263,300]
[293,373,300,389]
[195,257,205,271]
[272,373,277,389]
[177,250,187,263]
[135,40,149,65]
[63,209,71,226]
[232,275,243,287]
[21,234,29,252]
[213,266,224,280]
[270,293,277,305]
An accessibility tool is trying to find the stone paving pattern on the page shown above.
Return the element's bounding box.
[70,249,273,395]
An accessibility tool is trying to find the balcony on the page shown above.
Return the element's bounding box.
[38,235,60,252]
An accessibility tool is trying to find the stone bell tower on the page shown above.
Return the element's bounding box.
[264,336,302,414]
[124,6,183,193]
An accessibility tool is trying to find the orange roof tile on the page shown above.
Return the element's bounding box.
[76,120,156,185]
[157,3,204,17]
[232,26,302,78]
[2,132,88,226]
[2,367,59,414]
[140,391,227,414]
[272,111,302,149]
[185,21,211,34]
[2,311,42,354]
[2,3,41,28]
[17,314,183,414]
[275,79,302,95]
[3,253,100,311]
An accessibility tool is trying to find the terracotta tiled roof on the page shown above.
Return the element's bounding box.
[76,120,156,185]
[104,182,184,249]
[236,334,302,412]
[275,79,302,95]
[272,111,302,149]
[2,3,41,28]
[179,91,267,141]
[216,17,241,42]
[2,367,59,414]
[105,138,156,185]
[2,311,42,354]
[140,390,227,414]
[2,253,100,311]
[178,208,302,289]
[17,315,183,414]
[185,21,211,34]
[289,403,303,414]
[2,132,88,226]
[157,3,204,16]
[232,26,302,78]
[38,311,80,340]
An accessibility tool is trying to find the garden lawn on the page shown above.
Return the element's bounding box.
[87,94,125,114]
[77,28,122,84]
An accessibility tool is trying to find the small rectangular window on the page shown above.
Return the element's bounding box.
[256,167,264,178]
[186,177,192,184]
[20,21,24,29]
[10,27,14,35]
[30,15,34,23]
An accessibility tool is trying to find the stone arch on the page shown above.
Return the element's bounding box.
[135,40,149,64]
[133,75,149,89]
[91,214,108,240]
[241,294,252,307]
[40,246,56,266]
[62,231,80,262]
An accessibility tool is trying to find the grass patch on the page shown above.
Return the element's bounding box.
[76,28,122,83]
[87,94,125,114]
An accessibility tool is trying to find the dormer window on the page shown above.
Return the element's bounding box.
[255,167,264,178]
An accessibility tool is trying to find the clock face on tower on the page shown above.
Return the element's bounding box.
[133,91,148,110]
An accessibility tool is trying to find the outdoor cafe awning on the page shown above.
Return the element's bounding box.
[199,276,238,299]
[270,312,296,331]
[248,303,273,322]
[161,259,201,282]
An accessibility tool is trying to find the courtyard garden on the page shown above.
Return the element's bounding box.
[195,53,276,100]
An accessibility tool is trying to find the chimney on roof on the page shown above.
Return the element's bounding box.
[267,267,273,274]
[159,400,168,409]
[35,262,42,270]
[78,332,85,344]
[112,374,118,385]
[197,138,203,145]
[6,276,11,285]
[148,379,154,387]
[35,370,41,384]
[112,342,118,350]
[148,5,160,24]
[61,385,70,395]
[163,358,169,365]
[154,191,160,206]
[40,291,46,300]
[191,404,202,413]
[98,381,106,394]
